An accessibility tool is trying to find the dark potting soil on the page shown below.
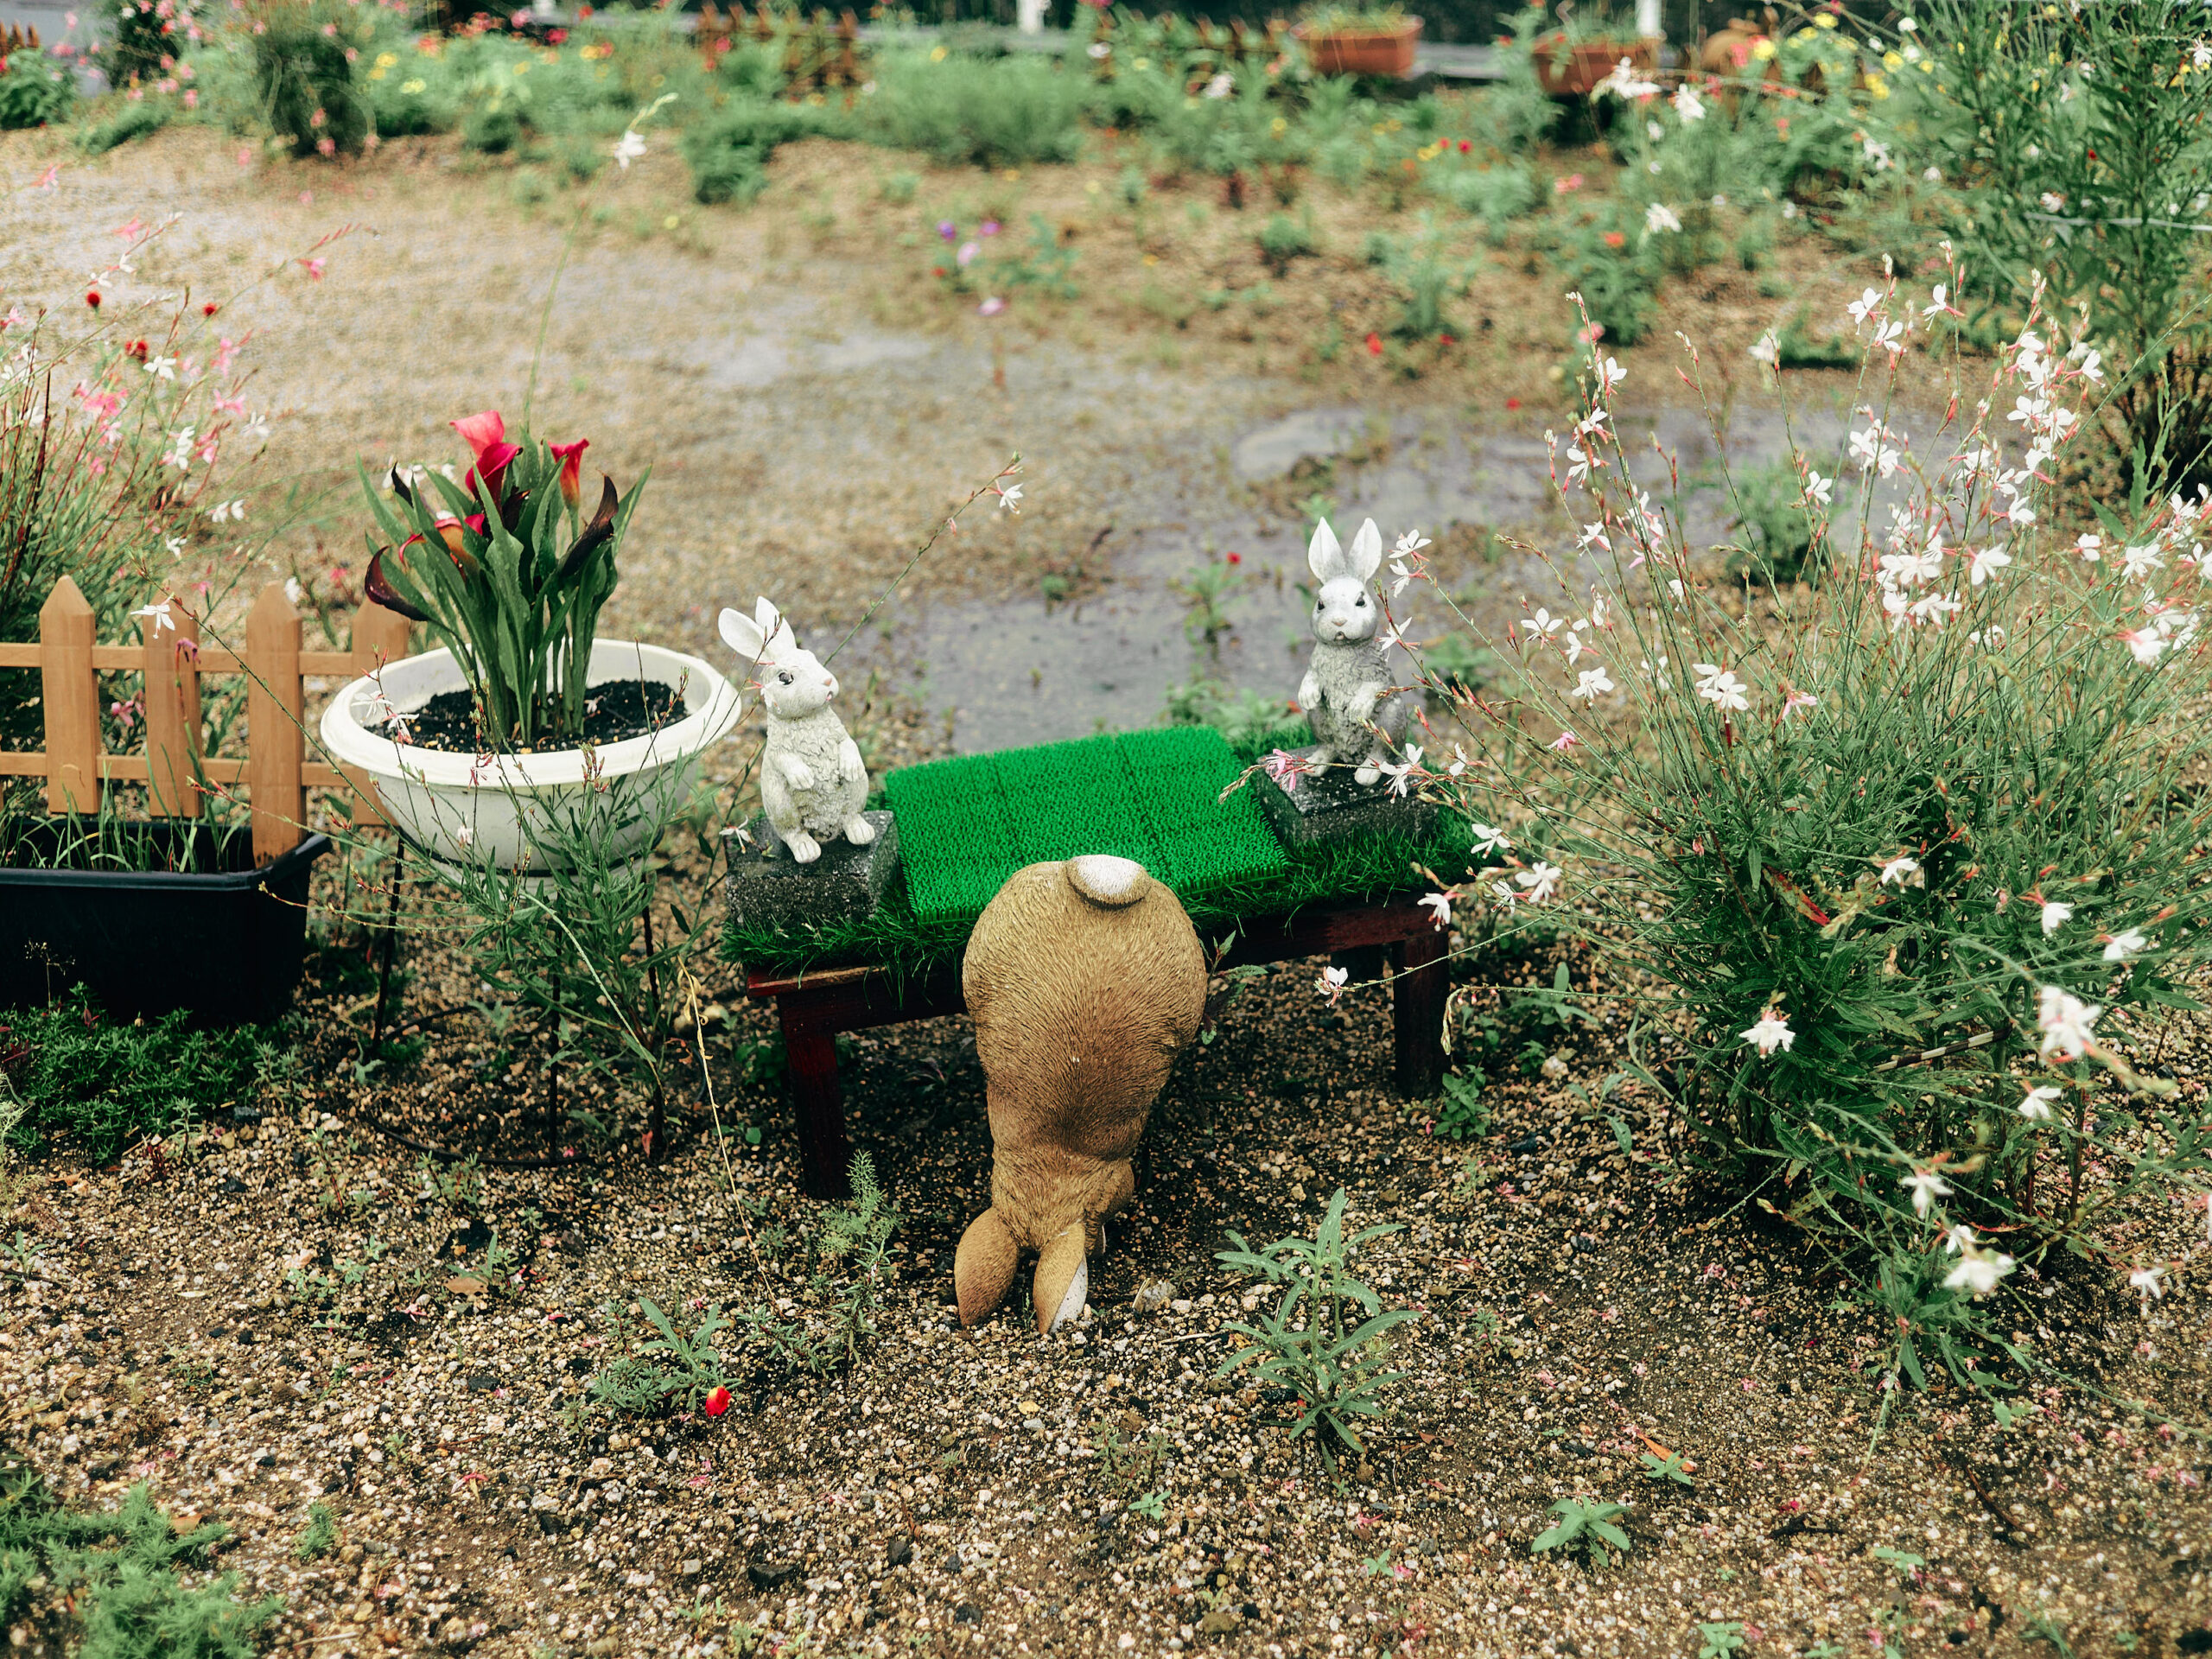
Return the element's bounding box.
[395,679,686,754]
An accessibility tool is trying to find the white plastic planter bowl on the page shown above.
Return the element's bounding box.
[320,640,743,874]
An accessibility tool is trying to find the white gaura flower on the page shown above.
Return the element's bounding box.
[1944,1224,1979,1254]
[613,129,648,169]
[1968,543,2011,586]
[2130,1264,2166,1300]
[1873,318,1907,357]
[1595,356,1625,394]
[1944,1246,2015,1296]
[130,601,175,634]
[1516,861,1563,904]
[1522,607,1566,638]
[1471,821,1513,855]
[1878,855,1920,887]
[1902,1169,1953,1218]
[1378,744,1425,798]
[1420,891,1453,930]
[1750,330,1780,367]
[1739,1008,1796,1057]
[2121,626,2168,667]
[1695,667,1749,713]
[1847,288,1884,325]
[1203,71,1233,98]
[2039,899,2074,936]
[1570,666,1616,702]
[1802,470,1834,507]
[1782,686,1819,718]
[1316,964,1350,1001]
[2037,984,2101,1059]
[996,482,1023,512]
[1644,202,1683,235]
[2122,543,2165,582]
[2019,1084,2062,1122]
[1672,83,1706,122]
[2103,928,2148,963]
[2075,532,2103,563]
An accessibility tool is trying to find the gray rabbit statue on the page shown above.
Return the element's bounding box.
[718,596,875,864]
[1295,516,1408,785]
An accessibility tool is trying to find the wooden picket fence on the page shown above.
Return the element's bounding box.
[0,22,41,54]
[0,577,415,865]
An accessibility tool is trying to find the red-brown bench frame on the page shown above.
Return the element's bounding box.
[739,893,1448,1198]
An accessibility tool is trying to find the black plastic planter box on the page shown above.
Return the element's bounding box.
[0,821,331,1025]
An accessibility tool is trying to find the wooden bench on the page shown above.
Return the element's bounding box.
[740,893,1447,1198]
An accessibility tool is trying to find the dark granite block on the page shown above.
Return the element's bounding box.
[1251,747,1436,849]
[726,810,899,936]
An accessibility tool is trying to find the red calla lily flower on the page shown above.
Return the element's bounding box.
[451,410,520,505]
[550,439,590,510]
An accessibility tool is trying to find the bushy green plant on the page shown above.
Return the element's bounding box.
[1877,0,2212,490]
[249,0,366,157]
[1366,213,1474,340]
[1163,677,1294,752]
[1548,205,1659,347]
[0,992,272,1161]
[73,97,172,151]
[100,0,207,84]
[1257,208,1318,271]
[861,48,1085,168]
[0,1454,282,1659]
[0,47,75,128]
[1214,1189,1415,1471]
[683,93,849,205]
[1427,270,2212,1398]
[1717,454,1817,585]
[1440,161,1535,244]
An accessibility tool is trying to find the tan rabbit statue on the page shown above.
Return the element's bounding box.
[955,855,1208,1333]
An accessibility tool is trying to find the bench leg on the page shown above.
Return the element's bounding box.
[1392,925,1448,1098]
[781,1004,854,1201]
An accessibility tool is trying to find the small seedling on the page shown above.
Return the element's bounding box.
[1697,1623,1747,1658]
[1639,1450,1696,1487]
[1431,1072,1490,1141]
[1530,1497,1631,1567]
[294,1502,338,1561]
[1128,1491,1166,1522]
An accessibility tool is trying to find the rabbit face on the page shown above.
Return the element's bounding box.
[1313,575,1378,644]
[756,647,837,720]
[1306,515,1385,645]
[718,595,837,719]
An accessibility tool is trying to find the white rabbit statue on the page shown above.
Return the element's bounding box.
[718,596,876,865]
[1296,516,1408,785]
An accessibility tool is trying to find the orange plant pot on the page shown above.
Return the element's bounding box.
[1295,16,1423,79]
[1534,35,1657,97]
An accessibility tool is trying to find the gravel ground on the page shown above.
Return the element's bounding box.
[5,922,2207,1659]
[2,118,2206,1659]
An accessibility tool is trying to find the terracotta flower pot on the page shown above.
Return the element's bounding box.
[1534,35,1657,97]
[1295,16,1422,79]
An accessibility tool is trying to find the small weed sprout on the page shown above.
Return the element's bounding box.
[1639,1450,1697,1487]
[1213,1189,1416,1471]
[1431,1071,1491,1141]
[1529,1497,1632,1567]
[1697,1622,1748,1658]
[294,1502,339,1562]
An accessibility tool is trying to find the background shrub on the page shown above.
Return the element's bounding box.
[683,95,850,205]
[860,48,1086,168]
[0,49,76,129]
[250,0,367,157]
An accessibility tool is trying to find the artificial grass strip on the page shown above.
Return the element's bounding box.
[728,721,1471,981]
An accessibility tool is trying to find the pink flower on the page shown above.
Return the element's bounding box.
[299,257,325,279]
[451,409,519,501]
[182,88,198,107]
[549,439,589,509]
[977,296,1007,316]
[1260,747,1315,793]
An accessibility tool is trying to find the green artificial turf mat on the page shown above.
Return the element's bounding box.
[882,727,1283,926]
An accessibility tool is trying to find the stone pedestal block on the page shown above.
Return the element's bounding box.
[1251,747,1435,849]
[726,810,899,937]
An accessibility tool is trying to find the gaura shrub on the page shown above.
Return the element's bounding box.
[250,0,368,157]
[1397,252,2212,1395]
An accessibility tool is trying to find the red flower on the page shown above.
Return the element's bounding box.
[1438,333,1455,346]
[1457,138,1471,154]
[1365,332,1382,357]
[549,439,589,510]
[703,1386,731,1417]
[1226,551,1241,564]
[1602,231,1626,248]
[124,339,148,361]
[202,301,218,316]
[1506,397,1522,410]
[86,291,99,309]
[451,409,520,504]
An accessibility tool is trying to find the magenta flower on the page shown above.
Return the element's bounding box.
[957,240,980,268]
[937,220,957,240]
[980,219,1000,237]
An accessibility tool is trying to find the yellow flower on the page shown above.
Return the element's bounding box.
[929,44,947,61]
[1133,55,1150,70]
[1865,71,1889,98]
[1918,58,1933,73]
[513,60,529,74]
[1751,38,1776,60]
[375,51,397,67]
[1270,115,1287,133]
[1814,11,1836,26]
[1143,253,1158,265]
[400,77,425,94]
[1882,50,1902,71]
[368,65,386,79]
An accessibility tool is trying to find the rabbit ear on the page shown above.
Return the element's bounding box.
[718,606,764,660]
[1307,518,1344,582]
[753,597,799,661]
[1348,518,1384,581]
